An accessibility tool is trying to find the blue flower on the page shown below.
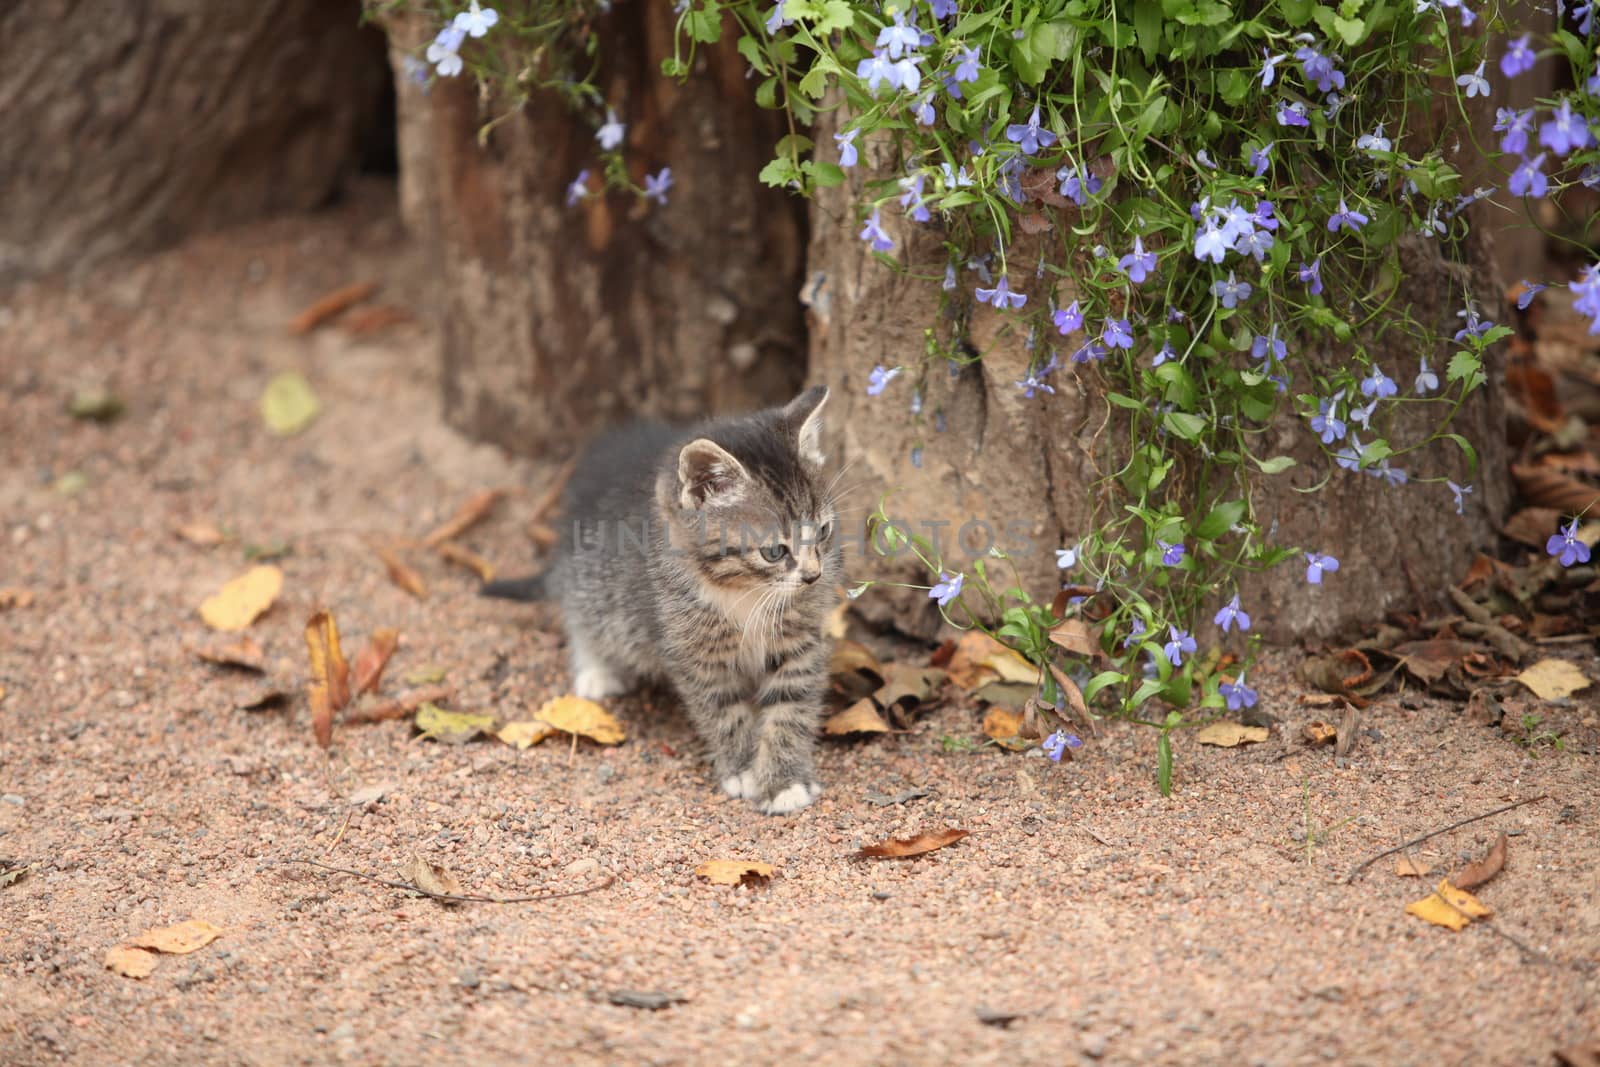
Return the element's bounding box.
[1053,301,1084,335]
[1447,480,1473,516]
[1277,101,1311,128]
[1252,200,1280,232]
[1304,552,1340,584]
[596,108,627,151]
[857,50,899,92]
[1212,272,1252,309]
[859,208,893,252]
[1260,49,1286,86]
[1250,143,1274,177]
[1456,60,1490,98]
[1574,265,1600,332]
[1347,398,1375,431]
[1055,544,1079,569]
[1496,107,1535,155]
[453,2,499,37]
[1005,103,1057,156]
[764,0,794,34]
[910,445,924,468]
[1327,198,1368,233]
[1251,328,1287,365]
[1235,228,1274,262]
[1015,353,1059,398]
[1119,236,1157,283]
[953,46,981,83]
[426,25,467,77]
[1153,341,1175,366]
[1414,358,1438,394]
[1071,342,1108,363]
[929,571,965,606]
[913,94,936,126]
[1041,729,1082,761]
[1298,258,1324,295]
[1102,317,1133,349]
[1157,539,1186,566]
[930,0,958,18]
[976,275,1027,309]
[876,11,922,59]
[1123,616,1148,649]
[866,365,901,396]
[1540,98,1594,156]
[1057,168,1102,205]
[1214,594,1251,633]
[1219,676,1258,711]
[1547,518,1592,566]
[1295,45,1345,92]
[941,162,974,189]
[899,173,931,222]
[1194,220,1230,264]
[1218,200,1255,245]
[836,128,860,168]
[1510,153,1548,198]
[565,170,591,207]
[1516,282,1547,310]
[643,167,673,205]
[1502,34,1535,77]
[1164,626,1197,666]
[1355,124,1392,153]
[1359,367,1397,399]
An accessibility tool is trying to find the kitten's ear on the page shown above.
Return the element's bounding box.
[677,439,749,509]
[783,385,829,468]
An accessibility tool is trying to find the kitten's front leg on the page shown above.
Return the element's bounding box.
[747,640,828,815]
[679,682,763,798]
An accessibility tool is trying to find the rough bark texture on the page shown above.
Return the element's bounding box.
[0,0,390,284]
[390,10,808,457]
[807,110,1508,643]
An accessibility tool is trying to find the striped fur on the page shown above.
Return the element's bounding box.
[533,387,841,815]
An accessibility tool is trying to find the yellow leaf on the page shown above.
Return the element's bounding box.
[1405,879,1492,931]
[535,695,625,745]
[983,646,1038,685]
[305,610,350,749]
[260,371,320,436]
[1195,721,1269,747]
[199,565,283,631]
[1515,659,1591,701]
[105,945,158,979]
[498,720,559,748]
[982,707,1022,740]
[694,860,775,886]
[127,919,223,954]
[823,699,891,736]
[414,702,497,744]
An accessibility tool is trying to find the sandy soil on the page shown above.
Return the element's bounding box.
[2,187,1597,1067]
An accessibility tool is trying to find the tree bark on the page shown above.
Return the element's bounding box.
[390,7,808,456]
[0,0,390,284]
[806,110,1508,643]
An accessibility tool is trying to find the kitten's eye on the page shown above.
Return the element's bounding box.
[760,544,790,563]
[818,521,834,541]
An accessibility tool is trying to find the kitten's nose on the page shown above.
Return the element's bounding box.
[800,568,821,585]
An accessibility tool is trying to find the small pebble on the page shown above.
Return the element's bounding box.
[1,794,23,807]
[459,968,481,990]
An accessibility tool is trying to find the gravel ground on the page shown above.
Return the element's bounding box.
[2,187,1597,1067]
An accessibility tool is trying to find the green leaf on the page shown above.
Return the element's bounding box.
[1331,13,1366,44]
[1107,392,1146,411]
[758,156,802,187]
[660,56,688,77]
[1194,499,1246,540]
[1157,732,1173,796]
[755,74,779,108]
[1446,350,1486,391]
[774,133,814,157]
[802,160,845,187]
[1358,438,1393,468]
[686,5,723,44]
[736,35,771,75]
[1162,411,1207,440]
[1133,0,1163,64]
[815,0,855,32]
[1279,0,1314,23]
[1441,433,1478,476]
[1083,670,1126,704]
[1251,454,1297,474]
[796,64,829,99]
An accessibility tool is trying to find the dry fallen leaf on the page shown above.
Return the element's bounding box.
[174,521,227,547]
[1452,833,1508,891]
[350,628,400,696]
[371,542,427,600]
[423,489,506,548]
[199,565,283,631]
[435,541,495,582]
[1394,855,1429,878]
[823,699,892,736]
[694,859,776,886]
[1516,659,1592,700]
[340,303,413,336]
[0,588,34,611]
[305,610,351,749]
[1047,618,1099,657]
[1302,721,1338,747]
[288,280,377,334]
[829,639,885,700]
[823,598,851,640]
[127,919,223,954]
[855,828,970,860]
[402,854,464,902]
[346,684,450,724]
[874,663,946,713]
[1195,721,1270,747]
[982,707,1023,742]
[414,702,497,744]
[0,859,30,888]
[536,695,626,745]
[946,632,1013,689]
[1405,878,1492,931]
[260,372,320,436]
[189,635,266,673]
[497,719,559,748]
[105,946,158,979]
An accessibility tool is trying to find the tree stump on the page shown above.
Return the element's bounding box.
[389,7,808,457]
[0,0,390,283]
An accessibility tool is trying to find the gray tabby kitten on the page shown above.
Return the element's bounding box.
[483,386,842,815]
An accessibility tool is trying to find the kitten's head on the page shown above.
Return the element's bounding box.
[659,386,841,604]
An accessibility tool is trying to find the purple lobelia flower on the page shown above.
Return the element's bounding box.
[1298,258,1324,295]
[1214,594,1250,633]
[1547,518,1591,566]
[1212,272,1252,308]
[859,208,893,251]
[1157,540,1186,566]
[1119,236,1158,283]
[1164,626,1197,666]
[1501,34,1536,78]
[929,571,965,605]
[1304,551,1340,584]
[1510,153,1549,198]
[976,275,1027,309]
[1540,98,1594,156]
[1495,107,1535,155]
[1219,675,1258,710]
[1102,317,1134,349]
[1006,103,1057,155]
[643,167,673,205]
[1327,198,1368,232]
[866,365,900,395]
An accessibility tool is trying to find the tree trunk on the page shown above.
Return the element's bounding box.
[806,110,1509,643]
[389,8,808,457]
[0,0,390,284]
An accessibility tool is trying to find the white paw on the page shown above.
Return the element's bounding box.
[757,781,821,816]
[573,666,624,701]
[721,770,758,799]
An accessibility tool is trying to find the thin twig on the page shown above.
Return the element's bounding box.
[1344,795,1548,883]
[1422,882,1553,966]
[528,458,578,527]
[285,857,615,904]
